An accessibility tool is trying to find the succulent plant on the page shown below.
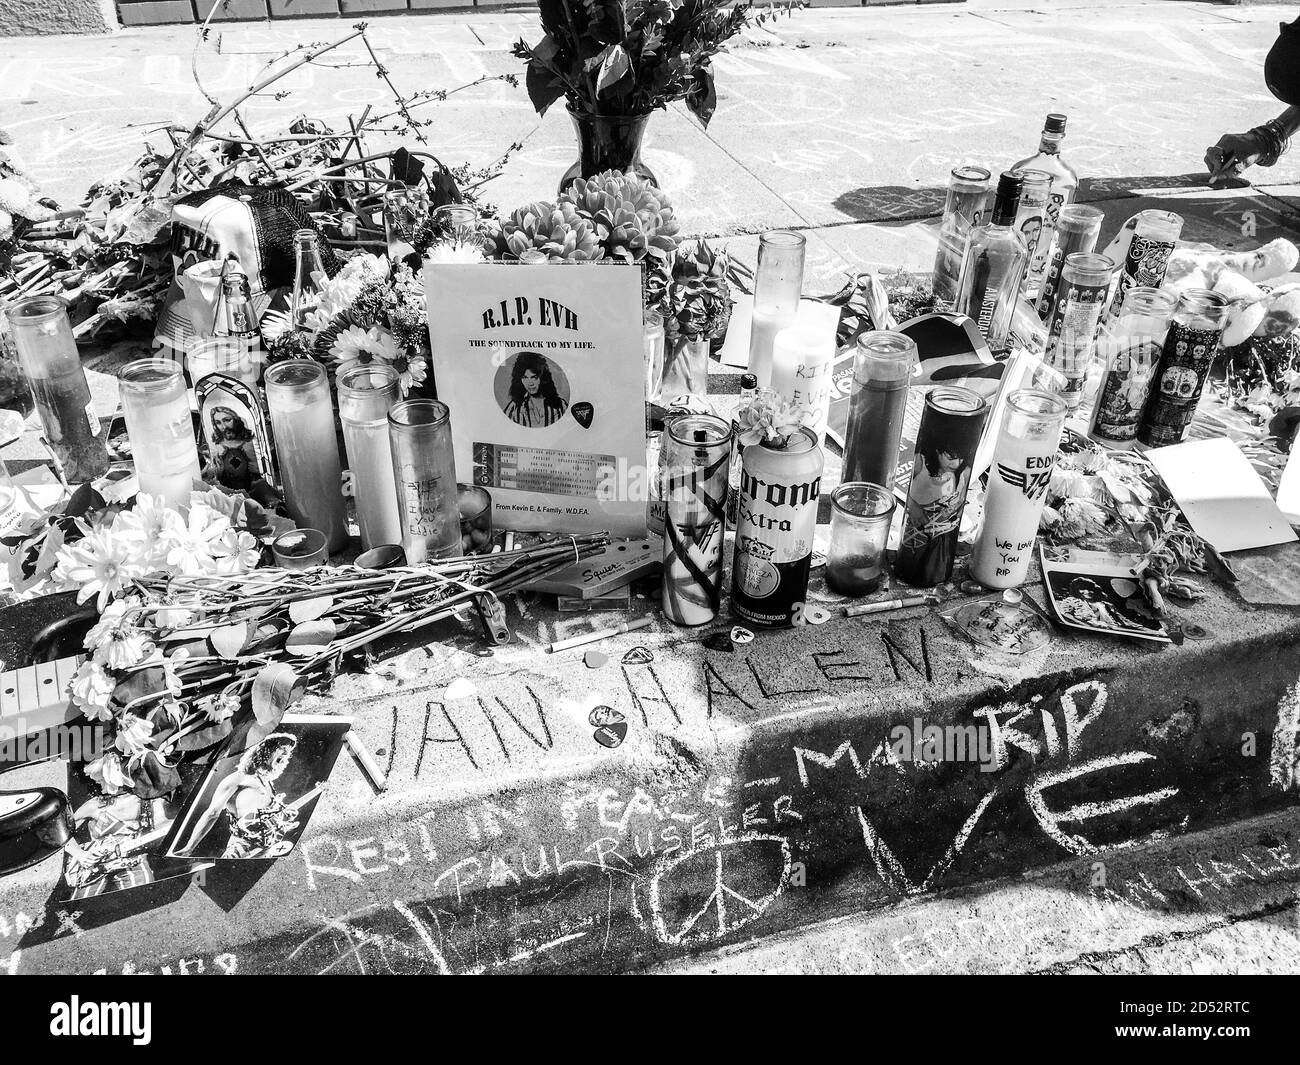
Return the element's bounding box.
[491,201,601,262]
[663,238,731,342]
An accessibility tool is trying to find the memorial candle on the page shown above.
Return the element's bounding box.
[389,399,460,563]
[265,360,348,553]
[337,362,402,551]
[770,312,837,445]
[747,231,806,388]
[119,359,201,509]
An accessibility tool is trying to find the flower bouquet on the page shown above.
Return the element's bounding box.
[657,238,731,400]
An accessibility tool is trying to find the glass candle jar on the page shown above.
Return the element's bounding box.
[264,360,348,553]
[388,399,459,563]
[1034,204,1104,320]
[1011,167,1055,289]
[661,414,733,626]
[187,335,261,390]
[4,294,108,483]
[969,388,1068,589]
[1090,287,1179,447]
[895,385,989,587]
[119,359,202,510]
[1106,209,1183,321]
[271,528,329,570]
[337,362,402,551]
[932,164,992,307]
[771,321,837,444]
[1138,289,1231,448]
[1042,251,1115,410]
[841,330,918,490]
[748,231,806,388]
[457,483,493,555]
[825,482,896,597]
[434,203,479,241]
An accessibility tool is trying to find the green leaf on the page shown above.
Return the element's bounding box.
[286,619,337,657]
[209,621,250,660]
[173,718,234,753]
[686,61,717,127]
[526,58,566,116]
[251,661,303,730]
[289,596,333,624]
[597,44,631,96]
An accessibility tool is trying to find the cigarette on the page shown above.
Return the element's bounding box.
[345,730,387,793]
[843,594,939,618]
[547,616,653,653]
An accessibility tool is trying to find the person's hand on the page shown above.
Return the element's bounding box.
[1205,130,1270,184]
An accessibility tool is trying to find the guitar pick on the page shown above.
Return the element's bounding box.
[571,401,594,429]
[593,720,628,748]
[444,677,477,700]
[622,646,654,665]
[703,632,733,653]
[588,705,623,727]
[804,606,833,626]
[583,649,608,669]
[730,625,755,645]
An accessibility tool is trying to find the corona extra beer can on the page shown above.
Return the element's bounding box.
[731,427,823,628]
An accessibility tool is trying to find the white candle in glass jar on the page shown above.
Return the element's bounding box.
[119,359,201,509]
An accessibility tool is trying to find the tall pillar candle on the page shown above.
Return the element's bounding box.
[119,359,202,510]
[1105,209,1183,322]
[661,414,733,626]
[840,330,917,490]
[1042,252,1115,411]
[770,304,839,445]
[1137,289,1231,448]
[970,389,1067,589]
[338,362,402,551]
[389,399,460,563]
[265,360,348,553]
[747,231,806,388]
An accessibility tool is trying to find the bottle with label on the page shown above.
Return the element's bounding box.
[970,388,1067,589]
[1010,168,1054,292]
[955,171,1029,351]
[1012,113,1078,289]
[932,165,992,308]
[290,229,327,332]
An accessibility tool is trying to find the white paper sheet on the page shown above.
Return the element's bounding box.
[1147,436,1298,553]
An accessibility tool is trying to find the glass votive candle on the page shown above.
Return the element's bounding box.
[271,528,329,570]
[457,483,493,555]
[825,482,896,597]
[354,544,406,570]
[118,358,202,510]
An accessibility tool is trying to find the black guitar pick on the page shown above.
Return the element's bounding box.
[594,721,628,748]
[703,632,733,653]
[622,646,654,665]
[571,401,594,429]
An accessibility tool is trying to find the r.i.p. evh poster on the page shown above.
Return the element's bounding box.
[426,262,648,536]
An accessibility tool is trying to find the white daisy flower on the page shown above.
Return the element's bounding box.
[424,238,487,265]
[55,528,144,610]
[211,528,262,576]
[392,354,428,396]
[162,502,231,576]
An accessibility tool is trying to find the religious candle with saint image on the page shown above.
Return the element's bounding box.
[970,389,1067,590]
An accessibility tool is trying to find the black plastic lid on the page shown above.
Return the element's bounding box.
[991,171,1023,225]
[740,373,758,390]
[1044,113,1067,134]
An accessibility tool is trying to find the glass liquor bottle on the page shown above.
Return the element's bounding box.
[290,229,326,332]
[932,165,992,308]
[954,171,1029,351]
[1012,113,1079,286]
[215,260,260,340]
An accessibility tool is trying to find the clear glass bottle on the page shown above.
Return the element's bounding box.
[970,388,1068,589]
[748,231,806,388]
[4,294,108,483]
[290,229,326,332]
[1091,287,1179,447]
[1010,168,1054,291]
[1034,203,1105,321]
[841,330,917,490]
[955,171,1029,351]
[1042,251,1115,411]
[661,413,733,626]
[216,258,260,341]
[337,362,402,551]
[388,399,460,563]
[1137,289,1231,448]
[119,359,201,510]
[264,360,347,553]
[643,308,665,405]
[1012,112,1078,243]
[825,482,896,597]
[933,165,992,307]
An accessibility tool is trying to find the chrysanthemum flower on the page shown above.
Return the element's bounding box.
[162,502,231,576]
[56,528,144,610]
[70,660,116,721]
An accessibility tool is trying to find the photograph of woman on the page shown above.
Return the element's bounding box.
[502,351,569,428]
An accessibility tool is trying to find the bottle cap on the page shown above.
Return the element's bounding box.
[1044,113,1067,134]
[740,373,758,391]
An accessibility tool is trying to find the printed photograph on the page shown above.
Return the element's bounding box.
[494,350,571,428]
[162,716,349,861]
[1041,547,1171,643]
